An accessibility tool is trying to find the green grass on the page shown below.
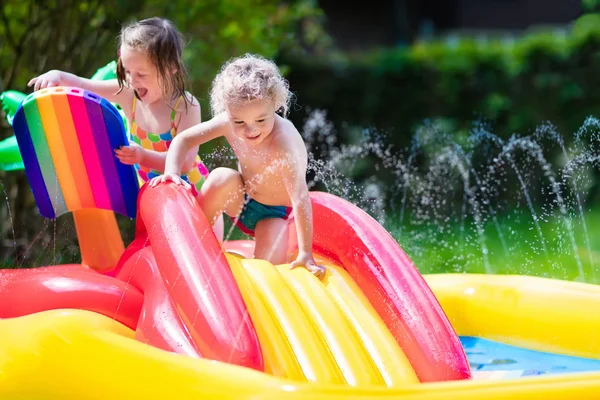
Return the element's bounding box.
[385,207,600,284]
[3,204,600,286]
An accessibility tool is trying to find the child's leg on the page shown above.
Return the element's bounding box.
[212,214,225,243]
[196,167,245,225]
[253,218,289,265]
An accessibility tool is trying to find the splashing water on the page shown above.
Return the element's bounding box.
[3,109,599,283]
[496,136,584,279]
[432,145,491,273]
[295,111,600,282]
[0,180,17,259]
[470,128,546,257]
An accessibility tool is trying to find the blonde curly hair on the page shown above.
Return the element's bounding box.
[210,54,292,118]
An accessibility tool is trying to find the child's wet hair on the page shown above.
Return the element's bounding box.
[116,17,191,107]
[210,54,292,118]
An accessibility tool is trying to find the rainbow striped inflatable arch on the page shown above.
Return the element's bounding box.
[12,87,138,219]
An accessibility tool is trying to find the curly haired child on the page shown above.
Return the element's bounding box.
[150,54,325,278]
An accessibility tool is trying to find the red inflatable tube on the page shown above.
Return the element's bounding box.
[114,239,202,358]
[0,264,143,330]
[301,192,471,382]
[137,183,263,371]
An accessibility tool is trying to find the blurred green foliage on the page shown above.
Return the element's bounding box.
[283,14,600,152]
[0,0,327,267]
[1,2,598,280]
[0,0,328,119]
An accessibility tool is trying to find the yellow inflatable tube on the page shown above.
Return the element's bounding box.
[2,272,600,399]
[1,309,600,400]
[424,274,600,358]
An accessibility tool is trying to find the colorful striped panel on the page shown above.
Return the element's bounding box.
[11,87,138,219]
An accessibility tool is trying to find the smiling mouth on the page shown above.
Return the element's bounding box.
[245,134,261,140]
[136,88,148,98]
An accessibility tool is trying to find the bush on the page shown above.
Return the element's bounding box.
[282,14,600,151]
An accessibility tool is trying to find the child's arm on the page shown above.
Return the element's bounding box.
[28,70,128,105]
[150,114,229,188]
[117,146,197,174]
[289,177,315,255]
[116,101,202,173]
[283,155,326,279]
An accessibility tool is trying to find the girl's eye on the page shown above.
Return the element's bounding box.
[256,119,265,123]
[138,74,146,78]
[234,121,244,125]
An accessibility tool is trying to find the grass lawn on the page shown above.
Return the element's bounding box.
[2,204,599,286]
[386,207,600,284]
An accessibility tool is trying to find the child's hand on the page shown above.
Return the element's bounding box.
[290,252,326,279]
[148,173,191,190]
[28,70,63,91]
[115,142,144,165]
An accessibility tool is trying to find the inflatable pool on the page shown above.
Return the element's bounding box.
[1,87,600,399]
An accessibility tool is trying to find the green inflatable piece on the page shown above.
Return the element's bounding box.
[0,61,125,172]
[0,136,24,171]
[90,60,118,81]
[0,90,26,126]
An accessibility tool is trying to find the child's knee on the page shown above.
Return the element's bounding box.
[203,167,244,195]
[201,168,245,218]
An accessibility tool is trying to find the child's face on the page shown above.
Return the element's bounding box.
[120,45,162,104]
[226,99,276,146]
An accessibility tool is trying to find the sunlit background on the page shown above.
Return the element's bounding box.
[1,0,598,283]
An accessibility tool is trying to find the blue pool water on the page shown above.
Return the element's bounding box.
[460,336,600,376]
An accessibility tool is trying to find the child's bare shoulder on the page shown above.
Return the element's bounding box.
[271,117,307,172]
[177,95,202,130]
[179,93,201,113]
[273,116,304,149]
